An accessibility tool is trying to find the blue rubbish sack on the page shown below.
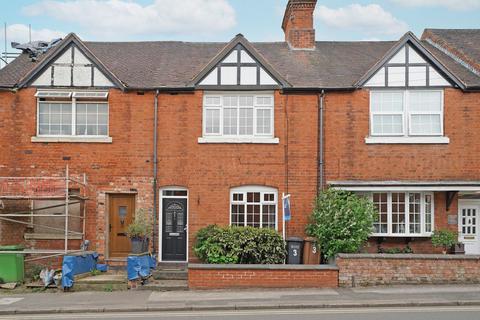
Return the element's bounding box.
[127,254,155,281]
[96,264,108,272]
[61,252,99,288]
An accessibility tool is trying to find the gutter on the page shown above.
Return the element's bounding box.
[152,90,159,255]
[282,87,355,93]
[317,90,325,194]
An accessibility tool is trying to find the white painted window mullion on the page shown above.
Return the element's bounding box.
[72,98,76,136]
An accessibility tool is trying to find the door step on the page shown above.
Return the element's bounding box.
[74,272,128,291]
[152,269,188,280]
[157,262,187,271]
[138,279,188,291]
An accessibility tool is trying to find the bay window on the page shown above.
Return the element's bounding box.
[371,192,434,236]
[35,90,109,139]
[201,93,277,143]
[230,186,277,229]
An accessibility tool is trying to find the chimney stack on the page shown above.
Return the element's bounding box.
[282,0,317,50]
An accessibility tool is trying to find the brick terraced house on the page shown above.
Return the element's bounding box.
[0,0,479,264]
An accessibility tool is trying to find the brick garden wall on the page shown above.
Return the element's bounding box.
[188,264,339,289]
[337,253,480,287]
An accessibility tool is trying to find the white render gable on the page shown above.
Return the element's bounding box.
[365,44,451,88]
[32,46,114,87]
[199,46,278,86]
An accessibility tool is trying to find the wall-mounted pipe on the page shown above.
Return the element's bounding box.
[152,89,159,254]
[317,90,325,194]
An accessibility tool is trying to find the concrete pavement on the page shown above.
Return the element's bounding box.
[1,285,480,315]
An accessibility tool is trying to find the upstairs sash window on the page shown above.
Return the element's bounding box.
[370,90,443,137]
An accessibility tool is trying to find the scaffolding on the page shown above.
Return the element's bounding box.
[0,165,88,262]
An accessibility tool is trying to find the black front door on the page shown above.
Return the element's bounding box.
[162,198,187,261]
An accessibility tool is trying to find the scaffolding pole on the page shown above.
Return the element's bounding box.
[0,165,88,261]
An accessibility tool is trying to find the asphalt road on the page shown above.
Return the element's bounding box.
[3,306,480,320]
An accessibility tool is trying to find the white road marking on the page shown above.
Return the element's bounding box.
[0,298,23,305]
[2,306,480,319]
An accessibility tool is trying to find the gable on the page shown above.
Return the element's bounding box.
[364,43,451,88]
[31,44,114,88]
[198,44,280,87]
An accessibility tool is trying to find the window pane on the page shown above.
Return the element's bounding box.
[373,193,388,234]
[425,194,432,233]
[76,103,109,136]
[410,114,441,135]
[409,193,421,234]
[256,108,271,134]
[38,103,72,136]
[239,108,253,135]
[223,108,238,135]
[409,91,442,112]
[205,108,220,134]
[239,96,253,107]
[372,115,403,135]
[392,193,406,234]
[371,92,403,112]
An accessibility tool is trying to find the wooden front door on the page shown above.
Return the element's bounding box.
[109,194,135,257]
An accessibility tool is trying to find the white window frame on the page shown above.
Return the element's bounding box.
[201,92,277,144]
[407,90,444,137]
[230,186,278,230]
[370,90,405,137]
[370,191,434,237]
[368,90,446,143]
[35,90,110,140]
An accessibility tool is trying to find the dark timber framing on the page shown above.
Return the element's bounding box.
[191,33,290,89]
[17,33,124,90]
[356,32,465,90]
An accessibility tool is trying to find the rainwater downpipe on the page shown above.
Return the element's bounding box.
[152,89,159,255]
[318,90,325,194]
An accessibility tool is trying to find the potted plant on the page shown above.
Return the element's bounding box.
[126,208,152,254]
[431,230,457,254]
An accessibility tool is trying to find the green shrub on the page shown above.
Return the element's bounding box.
[378,246,413,254]
[431,230,457,251]
[306,188,376,259]
[194,225,286,264]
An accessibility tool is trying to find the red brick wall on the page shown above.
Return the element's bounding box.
[0,88,319,261]
[188,265,338,289]
[324,88,480,252]
[324,88,480,181]
[337,254,480,287]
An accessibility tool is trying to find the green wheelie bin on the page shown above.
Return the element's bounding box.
[0,245,25,283]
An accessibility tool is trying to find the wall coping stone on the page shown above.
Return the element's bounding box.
[188,263,339,271]
[337,253,480,260]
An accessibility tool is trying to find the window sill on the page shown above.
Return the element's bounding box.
[198,137,279,144]
[365,136,449,144]
[370,234,433,238]
[31,136,113,143]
